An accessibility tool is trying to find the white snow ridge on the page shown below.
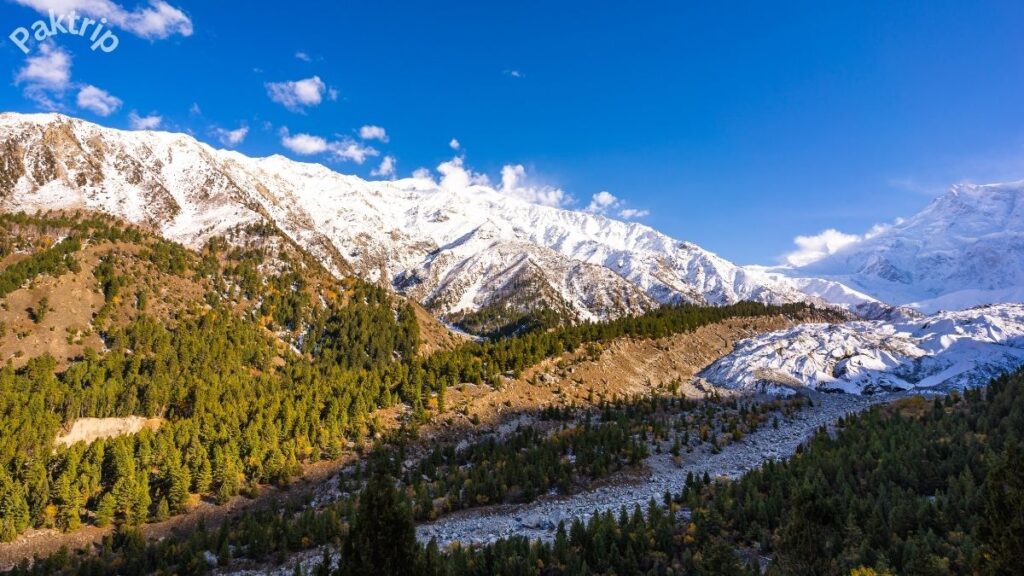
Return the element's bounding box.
[701,304,1024,395]
[789,181,1024,313]
[0,112,842,324]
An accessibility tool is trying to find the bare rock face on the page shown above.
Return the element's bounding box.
[0,139,25,198]
[55,416,163,447]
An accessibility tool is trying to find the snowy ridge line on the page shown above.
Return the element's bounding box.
[0,112,869,325]
[785,181,1024,313]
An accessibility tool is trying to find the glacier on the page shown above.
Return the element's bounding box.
[700,304,1024,395]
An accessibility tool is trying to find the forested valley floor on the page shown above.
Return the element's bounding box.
[3,213,1020,575]
[0,212,845,573]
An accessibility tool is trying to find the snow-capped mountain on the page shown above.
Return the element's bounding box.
[700,304,1024,395]
[792,182,1024,313]
[0,112,833,324]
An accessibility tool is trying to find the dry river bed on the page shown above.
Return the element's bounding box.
[222,389,908,575]
[415,390,899,547]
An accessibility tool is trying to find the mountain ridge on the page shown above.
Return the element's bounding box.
[791,181,1024,312]
[0,111,848,329]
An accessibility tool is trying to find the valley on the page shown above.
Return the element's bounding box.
[1,114,1023,575]
[0,288,824,569]
[418,390,886,548]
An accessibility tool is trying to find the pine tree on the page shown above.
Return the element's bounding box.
[155,497,170,522]
[0,468,30,542]
[129,472,151,525]
[95,493,116,528]
[168,460,191,513]
[340,465,419,576]
[982,441,1024,574]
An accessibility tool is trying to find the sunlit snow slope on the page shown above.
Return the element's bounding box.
[0,112,842,323]
[701,304,1024,394]
[792,182,1024,313]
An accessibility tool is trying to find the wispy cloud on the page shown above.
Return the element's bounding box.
[281,132,328,155]
[887,177,947,197]
[618,208,649,219]
[280,129,379,163]
[359,125,388,142]
[498,164,570,207]
[584,191,648,219]
[15,43,71,109]
[76,85,121,116]
[213,125,249,147]
[266,76,336,112]
[371,155,397,178]
[585,191,620,214]
[436,156,491,190]
[784,220,902,267]
[128,111,162,130]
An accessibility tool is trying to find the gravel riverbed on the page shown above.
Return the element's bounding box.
[416,391,895,547]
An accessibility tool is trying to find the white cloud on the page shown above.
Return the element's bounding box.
[280,130,378,164]
[13,0,193,39]
[449,138,460,150]
[371,155,396,178]
[785,218,904,267]
[128,111,162,130]
[618,208,649,219]
[504,69,525,79]
[281,132,328,155]
[585,190,620,214]
[15,43,71,108]
[785,229,864,267]
[330,139,378,164]
[498,164,570,207]
[266,76,333,112]
[15,43,70,87]
[412,167,433,180]
[359,125,388,142]
[427,156,571,208]
[437,156,490,191]
[583,191,648,219]
[75,85,121,116]
[213,125,248,147]
[189,102,201,115]
[295,51,311,62]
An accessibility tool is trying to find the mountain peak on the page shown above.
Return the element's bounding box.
[793,180,1024,312]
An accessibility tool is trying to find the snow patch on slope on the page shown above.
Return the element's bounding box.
[700,304,1024,394]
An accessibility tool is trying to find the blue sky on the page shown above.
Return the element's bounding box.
[2,1,1023,264]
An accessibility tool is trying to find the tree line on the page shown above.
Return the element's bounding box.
[9,366,1021,575]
